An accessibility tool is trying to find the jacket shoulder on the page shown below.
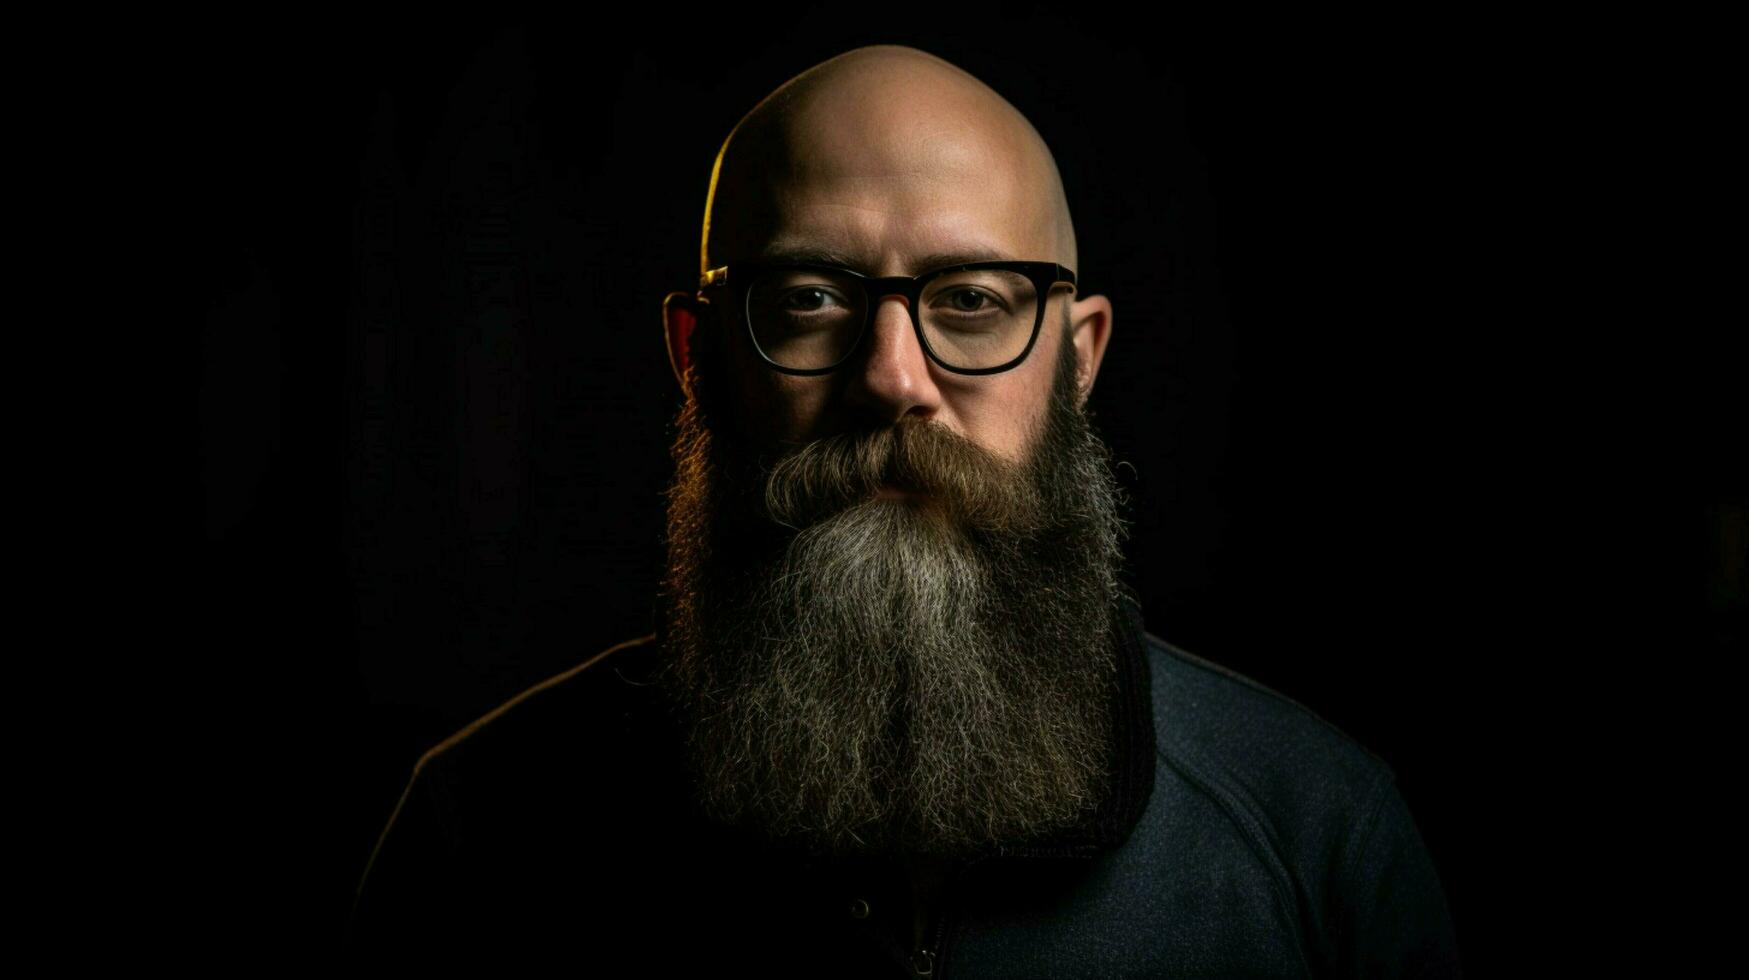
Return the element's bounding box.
[1143,632,1398,887]
[350,632,680,958]
[354,635,663,874]
[417,631,663,772]
[1145,632,1392,790]
[365,632,668,864]
[1141,633,1460,976]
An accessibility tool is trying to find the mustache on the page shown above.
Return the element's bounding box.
[755,419,1048,535]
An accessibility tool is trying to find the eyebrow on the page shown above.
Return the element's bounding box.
[754,245,1017,275]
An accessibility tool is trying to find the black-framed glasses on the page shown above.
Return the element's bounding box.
[698,260,1077,376]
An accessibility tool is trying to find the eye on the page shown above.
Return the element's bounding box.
[942,288,996,313]
[779,287,845,312]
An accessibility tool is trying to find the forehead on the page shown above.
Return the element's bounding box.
[712,89,1060,274]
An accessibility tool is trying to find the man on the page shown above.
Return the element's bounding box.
[350,45,1460,976]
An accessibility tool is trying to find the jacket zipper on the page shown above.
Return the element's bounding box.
[910,907,948,978]
[911,845,1096,976]
[908,856,973,980]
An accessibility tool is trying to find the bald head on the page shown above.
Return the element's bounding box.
[702,45,1077,277]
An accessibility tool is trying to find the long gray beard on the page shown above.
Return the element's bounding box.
[657,330,1130,859]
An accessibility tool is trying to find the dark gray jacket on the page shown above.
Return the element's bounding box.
[350,596,1460,976]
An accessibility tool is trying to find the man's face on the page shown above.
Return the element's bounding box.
[710,94,1078,472]
[656,49,1124,861]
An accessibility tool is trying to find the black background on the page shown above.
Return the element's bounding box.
[189,6,1738,971]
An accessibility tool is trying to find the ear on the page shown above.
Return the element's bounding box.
[1067,292,1114,407]
[662,291,711,396]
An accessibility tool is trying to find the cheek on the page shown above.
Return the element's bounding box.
[715,330,773,441]
[765,379,833,442]
[949,376,1051,464]
[997,353,1062,461]
[722,339,832,444]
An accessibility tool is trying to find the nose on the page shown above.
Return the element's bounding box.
[842,294,942,424]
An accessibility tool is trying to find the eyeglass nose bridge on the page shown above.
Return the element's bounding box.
[864,275,929,311]
[842,276,931,364]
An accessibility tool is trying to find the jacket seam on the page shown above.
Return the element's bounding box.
[1154,742,1315,977]
[1148,636,1349,978]
[1144,636,1301,901]
[1330,769,1396,970]
[1341,771,1395,889]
